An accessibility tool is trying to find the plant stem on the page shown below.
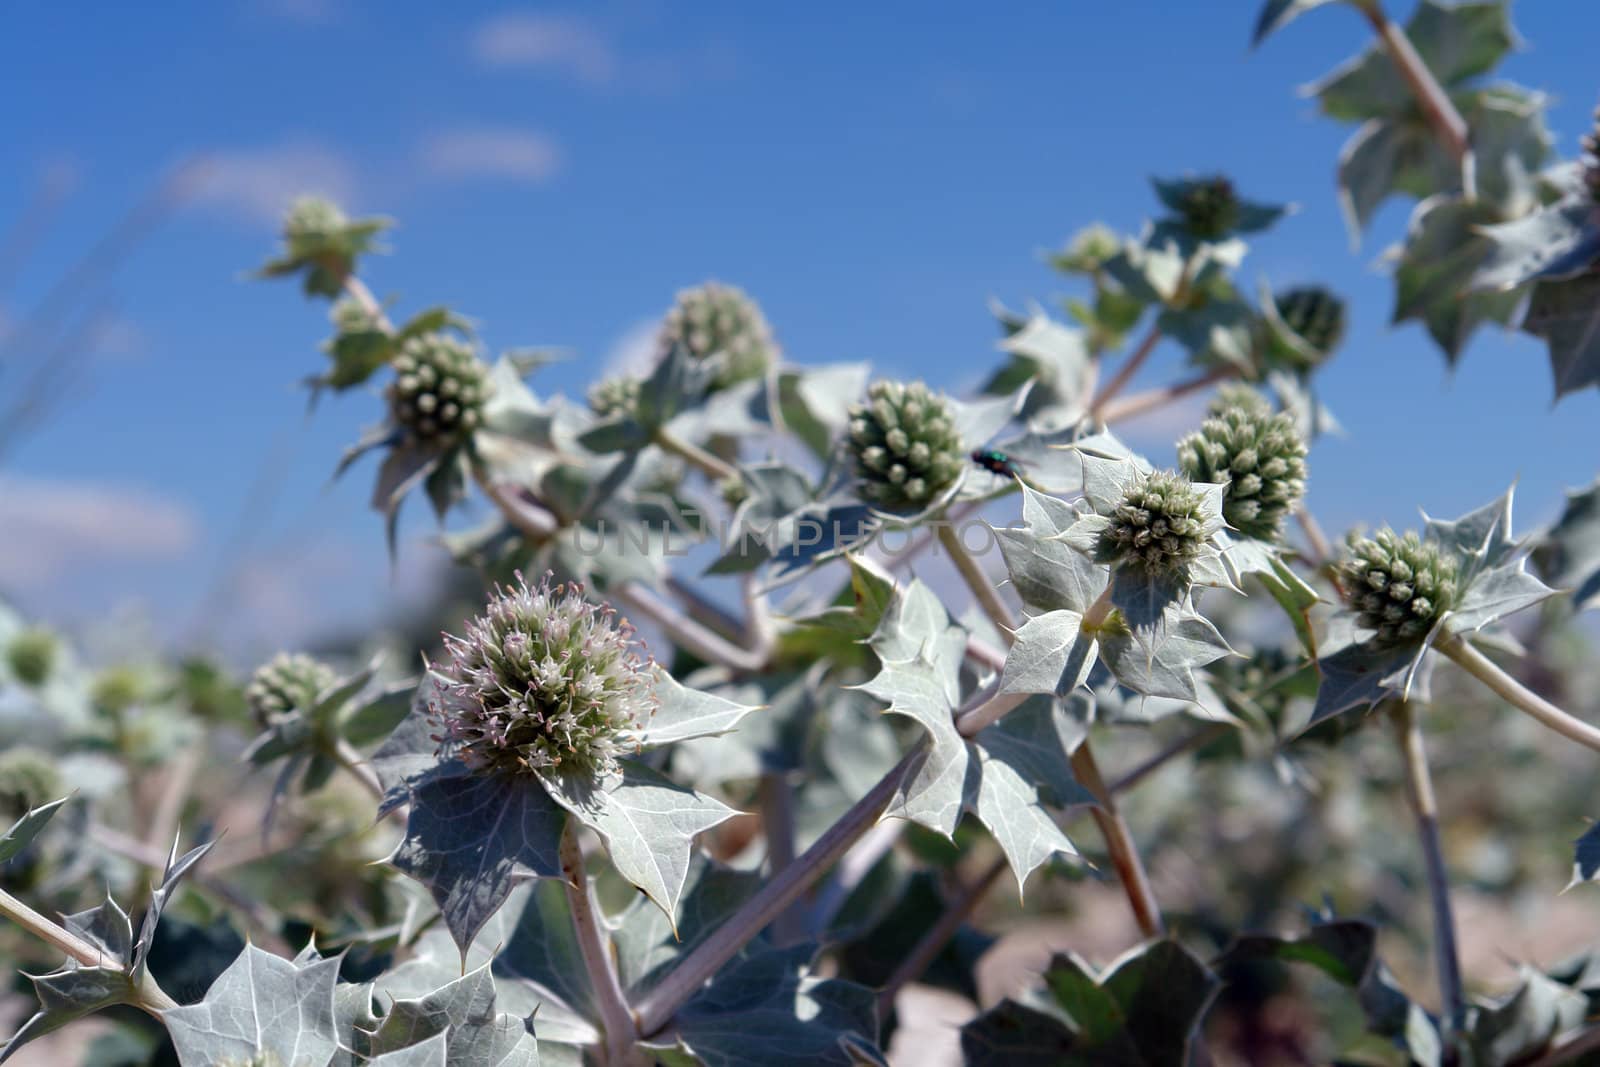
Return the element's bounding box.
[1360,4,1470,164]
[936,538,1163,940]
[342,275,392,329]
[632,750,920,1037]
[1070,741,1165,939]
[1438,635,1600,754]
[1097,365,1235,424]
[1295,505,1334,569]
[477,475,561,540]
[876,855,1007,1017]
[1390,702,1465,1035]
[759,772,805,945]
[0,884,181,1014]
[612,582,768,673]
[560,824,640,1065]
[332,737,389,807]
[1088,324,1163,419]
[936,522,1015,639]
[652,427,738,482]
[1105,723,1231,795]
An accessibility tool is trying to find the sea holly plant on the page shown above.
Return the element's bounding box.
[12,6,1600,1066]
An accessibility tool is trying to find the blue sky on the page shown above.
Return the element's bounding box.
[2,1,1597,656]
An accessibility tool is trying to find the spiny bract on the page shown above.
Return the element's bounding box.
[245,652,337,726]
[1273,286,1346,361]
[847,380,965,511]
[5,627,57,688]
[1335,529,1459,647]
[433,572,654,780]
[658,281,777,387]
[1176,176,1240,240]
[386,333,491,446]
[1097,469,1210,575]
[1177,386,1307,541]
[588,375,642,420]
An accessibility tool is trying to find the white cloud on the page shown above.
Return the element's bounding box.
[418,128,563,184]
[188,142,357,226]
[470,12,616,84]
[0,476,198,591]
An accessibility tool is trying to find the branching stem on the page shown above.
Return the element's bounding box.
[1360,3,1470,163]
[1439,636,1600,754]
[1088,324,1163,419]
[632,750,919,1036]
[561,824,641,1065]
[876,855,1007,1016]
[1389,702,1464,1035]
[1097,365,1235,424]
[0,888,179,1015]
[1071,742,1165,939]
[652,427,738,482]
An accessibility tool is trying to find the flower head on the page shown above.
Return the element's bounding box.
[1335,529,1459,647]
[6,627,57,688]
[658,281,777,387]
[1096,469,1210,576]
[1177,386,1308,541]
[433,572,654,780]
[284,196,349,244]
[386,333,492,447]
[588,375,642,420]
[246,652,338,726]
[847,380,965,511]
[1175,176,1240,240]
[1272,286,1346,363]
[0,746,62,817]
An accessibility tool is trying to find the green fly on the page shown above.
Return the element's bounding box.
[970,449,1022,479]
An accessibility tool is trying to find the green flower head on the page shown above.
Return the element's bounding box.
[588,375,642,421]
[1175,176,1240,240]
[433,572,655,780]
[659,281,777,387]
[284,196,348,243]
[1096,469,1211,576]
[847,380,965,511]
[1335,529,1459,647]
[1177,386,1308,541]
[6,627,57,688]
[386,333,492,447]
[0,746,62,817]
[91,666,146,716]
[245,652,337,727]
[330,294,382,335]
[1272,286,1346,362]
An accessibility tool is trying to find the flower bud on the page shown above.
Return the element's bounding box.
[6,628,57,688]
[386,333,492,446]
[91,666,146,716]
[245,652,338,726]
[1096,469,1210,576]
[1334,529,1458,646]
[284,196,348,244]
[658,281,778,388]
[847,381,964,510]
[1273,287,1345,361]
[1177,386,1308,541]
[0,746,62,817]
[588,375,642,420]
[1176,176,1240,240]
[433,572,654,780]
[330,294,382,335]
